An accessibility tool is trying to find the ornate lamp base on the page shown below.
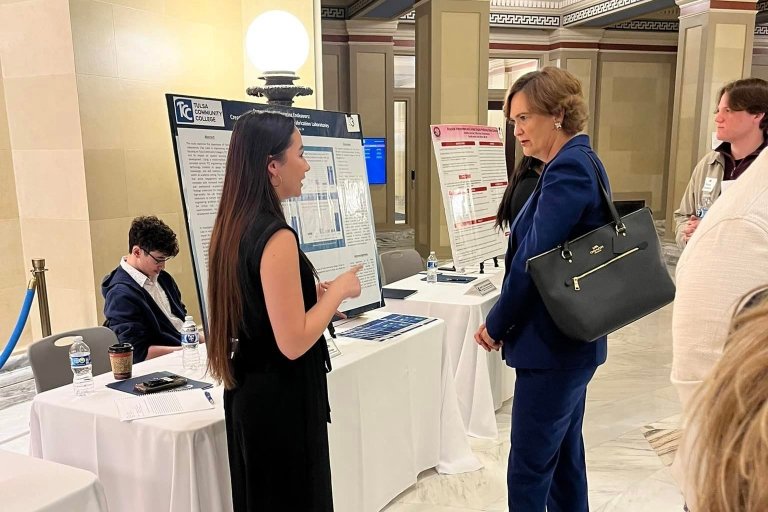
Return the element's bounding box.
[246,71,313,107]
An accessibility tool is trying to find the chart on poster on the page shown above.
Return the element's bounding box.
[430,124,509,270]
[166,95,383,325]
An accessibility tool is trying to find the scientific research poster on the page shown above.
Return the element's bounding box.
[166,95,383,324]
[430,124,508,270]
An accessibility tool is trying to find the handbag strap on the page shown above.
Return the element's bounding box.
[579,150,625,235]
[557,150,624,262]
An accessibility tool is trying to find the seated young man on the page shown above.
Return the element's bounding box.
[102,216,187,363]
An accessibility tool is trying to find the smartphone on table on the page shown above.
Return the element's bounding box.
[134,374,188,394]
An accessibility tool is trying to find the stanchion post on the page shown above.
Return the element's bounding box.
[31,258,51,337]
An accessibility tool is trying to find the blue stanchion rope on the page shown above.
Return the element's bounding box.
[0,277,36,371]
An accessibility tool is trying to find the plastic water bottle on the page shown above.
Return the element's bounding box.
[181,315,200,370]
[697,192,713,218]
[69,336,94,396]
[426,251,438,284]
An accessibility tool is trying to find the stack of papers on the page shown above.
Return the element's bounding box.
[114,389,215,421]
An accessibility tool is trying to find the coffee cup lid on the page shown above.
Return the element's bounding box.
[109,343,133,354]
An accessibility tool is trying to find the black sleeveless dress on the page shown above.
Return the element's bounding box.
[224,215,333,511]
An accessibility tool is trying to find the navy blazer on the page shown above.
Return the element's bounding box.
[486,135,610,369]
[102,266,187,363]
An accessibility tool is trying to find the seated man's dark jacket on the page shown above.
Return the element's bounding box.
[102,266,187,363]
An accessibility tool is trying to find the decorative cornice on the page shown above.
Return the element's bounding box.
[398,8,561,27]
[372,1,687,30]
[321,7,346,20]
[491,0,585,9]
[608,19,680,31]
[490,12,560,27]
[562,0,648,25]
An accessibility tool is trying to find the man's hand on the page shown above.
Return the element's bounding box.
[682,215,701,244]
[474,323,502,352]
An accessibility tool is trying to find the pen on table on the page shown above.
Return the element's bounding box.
[204,391,215,405]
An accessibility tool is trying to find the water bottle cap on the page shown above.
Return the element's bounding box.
[185,315,193,322]
[429,251,435,255]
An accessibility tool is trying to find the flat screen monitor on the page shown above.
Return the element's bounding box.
[363,137,387,185]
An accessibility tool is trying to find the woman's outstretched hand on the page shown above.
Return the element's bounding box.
[327,264,363,300]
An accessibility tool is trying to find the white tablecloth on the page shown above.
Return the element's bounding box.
[29,314,478,512]
[382,265,515,438]
[0,449,108,512]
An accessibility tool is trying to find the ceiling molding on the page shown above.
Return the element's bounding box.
[608,19,680,30]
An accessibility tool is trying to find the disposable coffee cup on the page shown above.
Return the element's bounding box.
[108,343,133,380]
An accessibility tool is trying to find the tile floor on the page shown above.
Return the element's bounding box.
[380,304,685,512]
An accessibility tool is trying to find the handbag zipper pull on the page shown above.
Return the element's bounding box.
[572,277,580,291]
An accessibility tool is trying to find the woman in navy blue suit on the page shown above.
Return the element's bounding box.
[474,67,612,511]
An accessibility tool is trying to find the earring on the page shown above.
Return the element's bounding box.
[554,121,562,130]
[271,174,283,188]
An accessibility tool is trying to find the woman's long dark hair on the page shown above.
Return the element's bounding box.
[495,156,542,230]
[207,110,295,389]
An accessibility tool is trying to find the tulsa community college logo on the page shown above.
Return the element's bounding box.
[175,98,194,123]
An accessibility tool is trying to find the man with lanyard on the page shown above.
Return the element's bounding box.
[674,77,768,249]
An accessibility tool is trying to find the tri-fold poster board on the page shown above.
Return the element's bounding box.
[165,95,383,327]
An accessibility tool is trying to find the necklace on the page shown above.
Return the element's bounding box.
[730,156,750,180]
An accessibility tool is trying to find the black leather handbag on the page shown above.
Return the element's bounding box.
[525,152,675,342]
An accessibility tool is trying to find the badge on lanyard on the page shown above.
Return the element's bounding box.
[702,177,717,194]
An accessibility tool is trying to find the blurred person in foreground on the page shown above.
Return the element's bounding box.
[671,139,768,497]
[676,287,768,511]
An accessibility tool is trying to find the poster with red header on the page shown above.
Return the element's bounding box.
[430,124,508,270]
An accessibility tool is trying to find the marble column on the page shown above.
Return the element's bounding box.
[414,0,490,259]
[345,20,398,227]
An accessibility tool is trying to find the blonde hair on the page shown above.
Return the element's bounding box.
[502,66,588,135]
[691,286,768,512]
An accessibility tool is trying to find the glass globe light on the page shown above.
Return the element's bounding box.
[245,10,310,73]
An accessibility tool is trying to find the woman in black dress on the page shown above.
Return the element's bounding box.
[207,111,362,511]
[495,157,542,231]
